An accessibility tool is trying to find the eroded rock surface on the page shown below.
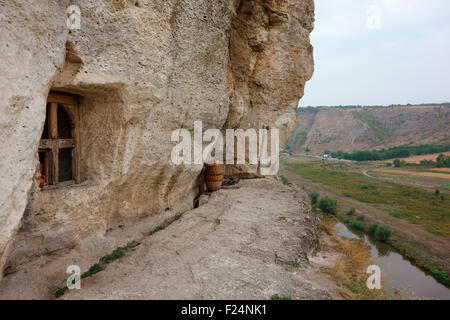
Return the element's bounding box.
[0,0,314,281]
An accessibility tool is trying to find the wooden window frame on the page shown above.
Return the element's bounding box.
[39,92,80,188]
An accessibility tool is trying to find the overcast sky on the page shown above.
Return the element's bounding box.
[299,0,450,107]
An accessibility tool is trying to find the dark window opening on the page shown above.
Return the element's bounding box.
[59,148,73,182]
[58,106,73,139]
[38,92,80,188]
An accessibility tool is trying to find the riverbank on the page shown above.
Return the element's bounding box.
[315,213,390,300]
[333,219,450,299]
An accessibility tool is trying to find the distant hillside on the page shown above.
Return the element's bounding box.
[286,104,450,155]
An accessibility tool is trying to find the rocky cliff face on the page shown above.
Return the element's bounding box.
[0,0,314,279]
[287,105,450,155]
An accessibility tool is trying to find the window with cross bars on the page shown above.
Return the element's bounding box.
[39,92,80,188]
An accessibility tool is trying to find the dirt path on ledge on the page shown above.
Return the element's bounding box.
[56,178,339,299]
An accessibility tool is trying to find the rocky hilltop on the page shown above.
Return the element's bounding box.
[0,0,314,281]
[287,105,450,155]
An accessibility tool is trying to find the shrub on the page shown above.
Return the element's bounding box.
[393,159,402,167]
[421,160,435,166]
[350,221,364,231]
[428,266,450,287]
[55,287,67,298]
[375,225,392,242]
[367,223,379,235]
[356,214,365,221]
[81,263,103,279]
[292,260,301,268]
[346,208,356,216]
[309,192,320,206]
[318,196,337,214]
[280,176,288,185]
[343,217,351,223]
[435,189,440,196]
[271,294,292,300]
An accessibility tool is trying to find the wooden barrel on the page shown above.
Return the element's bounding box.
[204,164,223,192]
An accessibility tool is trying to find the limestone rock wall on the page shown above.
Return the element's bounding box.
[0,0,70,279]
[226,0,314,175]
[0,0,314,279]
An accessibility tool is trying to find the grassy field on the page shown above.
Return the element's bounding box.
[281,157,450,236]
[369,167,450,193]
[400,152,450,164]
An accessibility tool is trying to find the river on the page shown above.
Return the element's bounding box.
[334,221,450,300]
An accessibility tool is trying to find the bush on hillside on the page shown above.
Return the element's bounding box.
[318,196,337,214]
[367,223,379,235]
[309,192,320,206]
[350,221,364,231]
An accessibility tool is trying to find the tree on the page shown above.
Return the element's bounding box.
[436,154,450,168]
[393,159,402,167]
